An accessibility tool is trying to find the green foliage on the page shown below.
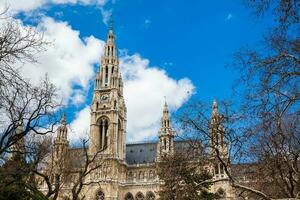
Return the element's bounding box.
[0,155,48,200]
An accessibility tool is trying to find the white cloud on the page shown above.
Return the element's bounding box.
[68,53,195,144]
[0,0,108,16]
[69,105,91,145]
[1,12,194,144]
[120,54,195,142]
[19,17,105,105]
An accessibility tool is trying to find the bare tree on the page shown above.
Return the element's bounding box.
[157,146,217,200]
[70,139,106,200]
[221,0,300,199]
[176,100,282,200]
[0,8,59,158]
[24,134,108,200]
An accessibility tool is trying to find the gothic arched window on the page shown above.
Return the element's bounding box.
[146,192,155,200]
[139,171,144,180]
[127,171,133,181]
[99,118,109,150]
[96,190,105,200]
[117,119,122,157]
[124,192,134,200]
[135,192,144,200]
[149,170,154,179]
[105,67,108,86]
[163,138,167,150]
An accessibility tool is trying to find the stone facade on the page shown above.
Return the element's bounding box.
[41,25,235,200]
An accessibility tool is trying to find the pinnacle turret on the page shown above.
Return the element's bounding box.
[157,100,174,160]
[160,100,173,136]
[55,113,68,143]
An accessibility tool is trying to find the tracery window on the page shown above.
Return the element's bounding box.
[135,192,144,200]
[139,171,144,180]
[124,192,134,200]
[96,190,105,200]
[99,118,109,150]
[127,171,133,181]
[149,170,155,179]
[146,192,155,200]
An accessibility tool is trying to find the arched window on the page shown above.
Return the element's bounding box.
[127,171,133,181]
[99,118,109,150]
[124,192,134,200]
[117,119,122,157]
[214,164,219,175]
[149,170,154,179]
[163,138,167,150]
[96,190,105,200]
[105,67,108,86]
[135,192,144,200]
[139,171,144,180]
[146,192,155,200]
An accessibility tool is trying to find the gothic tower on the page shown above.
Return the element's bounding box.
[53,114,69,172]
[209,99,228,178]
[89,21,127,160]
[157,101,174,161]
[209,99,227,156]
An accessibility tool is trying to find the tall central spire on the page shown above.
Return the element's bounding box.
[90,20,127,160]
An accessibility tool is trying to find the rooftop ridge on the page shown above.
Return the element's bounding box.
[126,140,158,145]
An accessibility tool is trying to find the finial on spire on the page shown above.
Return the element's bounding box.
[164,96,167,106]
[61,112,66,126]
[109,16,113,31]
[212,98,218,116]
[163,96,169,112]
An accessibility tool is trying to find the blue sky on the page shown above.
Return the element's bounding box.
[3,0,272,144]
[42,0,269,101]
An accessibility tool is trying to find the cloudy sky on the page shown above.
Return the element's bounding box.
[1,0,270,145]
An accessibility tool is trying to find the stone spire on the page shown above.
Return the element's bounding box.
[212,98,218,117]
[94,17,121,90]
[55,113,68,143]
[209,98,227,155]
[90,20,127,160]
[157,100,174,161]
[209,99,229,179]
[103,17,117,66]
[160,100,173,136]
[53,113,69,172]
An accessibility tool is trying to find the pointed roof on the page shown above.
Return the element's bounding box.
[159,99,174,136]
[107,17,115,43]
[61,112,66,126]
[212,98,218,116]
[163,98,169,113]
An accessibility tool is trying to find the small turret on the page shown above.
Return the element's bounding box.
[209,99,228,179]
[54,113,68,144]
[157,100,175,161]
[53,113,69,172]
[210,98,226,152]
